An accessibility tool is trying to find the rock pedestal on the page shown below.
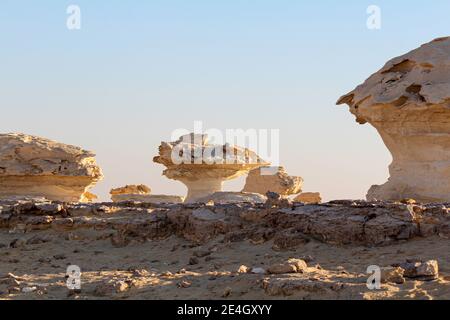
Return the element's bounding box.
[337,37,450,202]
[153,133,269,203]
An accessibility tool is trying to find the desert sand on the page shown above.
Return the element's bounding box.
[0,199,448,300]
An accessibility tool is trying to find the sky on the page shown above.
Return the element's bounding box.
[1,0,449,201]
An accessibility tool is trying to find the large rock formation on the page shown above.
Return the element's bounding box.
[242,166,303,196]
[153,133,269,203]
[111,194,184,204]
[0,133,103,202]
[337,37,450,202]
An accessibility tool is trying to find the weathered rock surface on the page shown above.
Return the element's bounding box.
[109,184,183,203]
[242,166,303,196]
[394,259,439,281]
[111,194,184,204]
[337,37,450,203]
[1,198,448,247]
[267,259,308,274]
[196,192,267,204]
[293,192,322,204]
[153,133,269,203]
[0,133,103,202]
[110,185,151,196]
[380,267,405,284]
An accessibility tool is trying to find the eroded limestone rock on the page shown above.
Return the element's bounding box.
[110,185,151,196]
[153,133,269,203]
[0,133,102,202]
[337,37,450,203]
[196,192,267,204]
[293,192,322,204]
[242,166,303,196]
[111,194,184,204]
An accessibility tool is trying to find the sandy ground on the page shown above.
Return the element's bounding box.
[0,228,448,300]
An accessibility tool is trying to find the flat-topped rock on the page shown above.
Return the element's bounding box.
[242,166,303,196]
[0,133,103,202]
[110,185,151,195]
[293,192,322,204]
[337,37,450,203]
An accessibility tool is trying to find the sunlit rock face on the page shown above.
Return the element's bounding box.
[110,184,151,195]
[337,37,450,202]
[109,184,183,204]
[0,133,103,202]
[153,133,269,203]
[242,166,303,196]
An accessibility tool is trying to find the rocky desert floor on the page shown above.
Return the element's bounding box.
[0,198,449,300]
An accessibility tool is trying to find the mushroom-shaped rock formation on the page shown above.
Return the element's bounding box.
[153,133,269,203]
[242,166,303,196]
[0,133,103,202]
[337,37,450,202]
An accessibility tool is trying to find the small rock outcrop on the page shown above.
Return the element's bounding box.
[196,192,267,204]
[242,166,303,196]
[153,133,269,203]
[0,133,103,202]
[109,184,183,203]
[337,37,450,203]
[294,192,322,204]
[110,185,151,196]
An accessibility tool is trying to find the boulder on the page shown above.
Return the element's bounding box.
[294,192,322,204]
[337,37,450,203]
[395,259,439,281]
[0,133,102,202]
[267,259,308,274]
[380,267,405,284]
[242,166,303,196]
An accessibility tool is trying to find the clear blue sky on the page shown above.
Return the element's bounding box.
[1,0,449,200]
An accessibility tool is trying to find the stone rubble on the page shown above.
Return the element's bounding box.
[293,192,322,204]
